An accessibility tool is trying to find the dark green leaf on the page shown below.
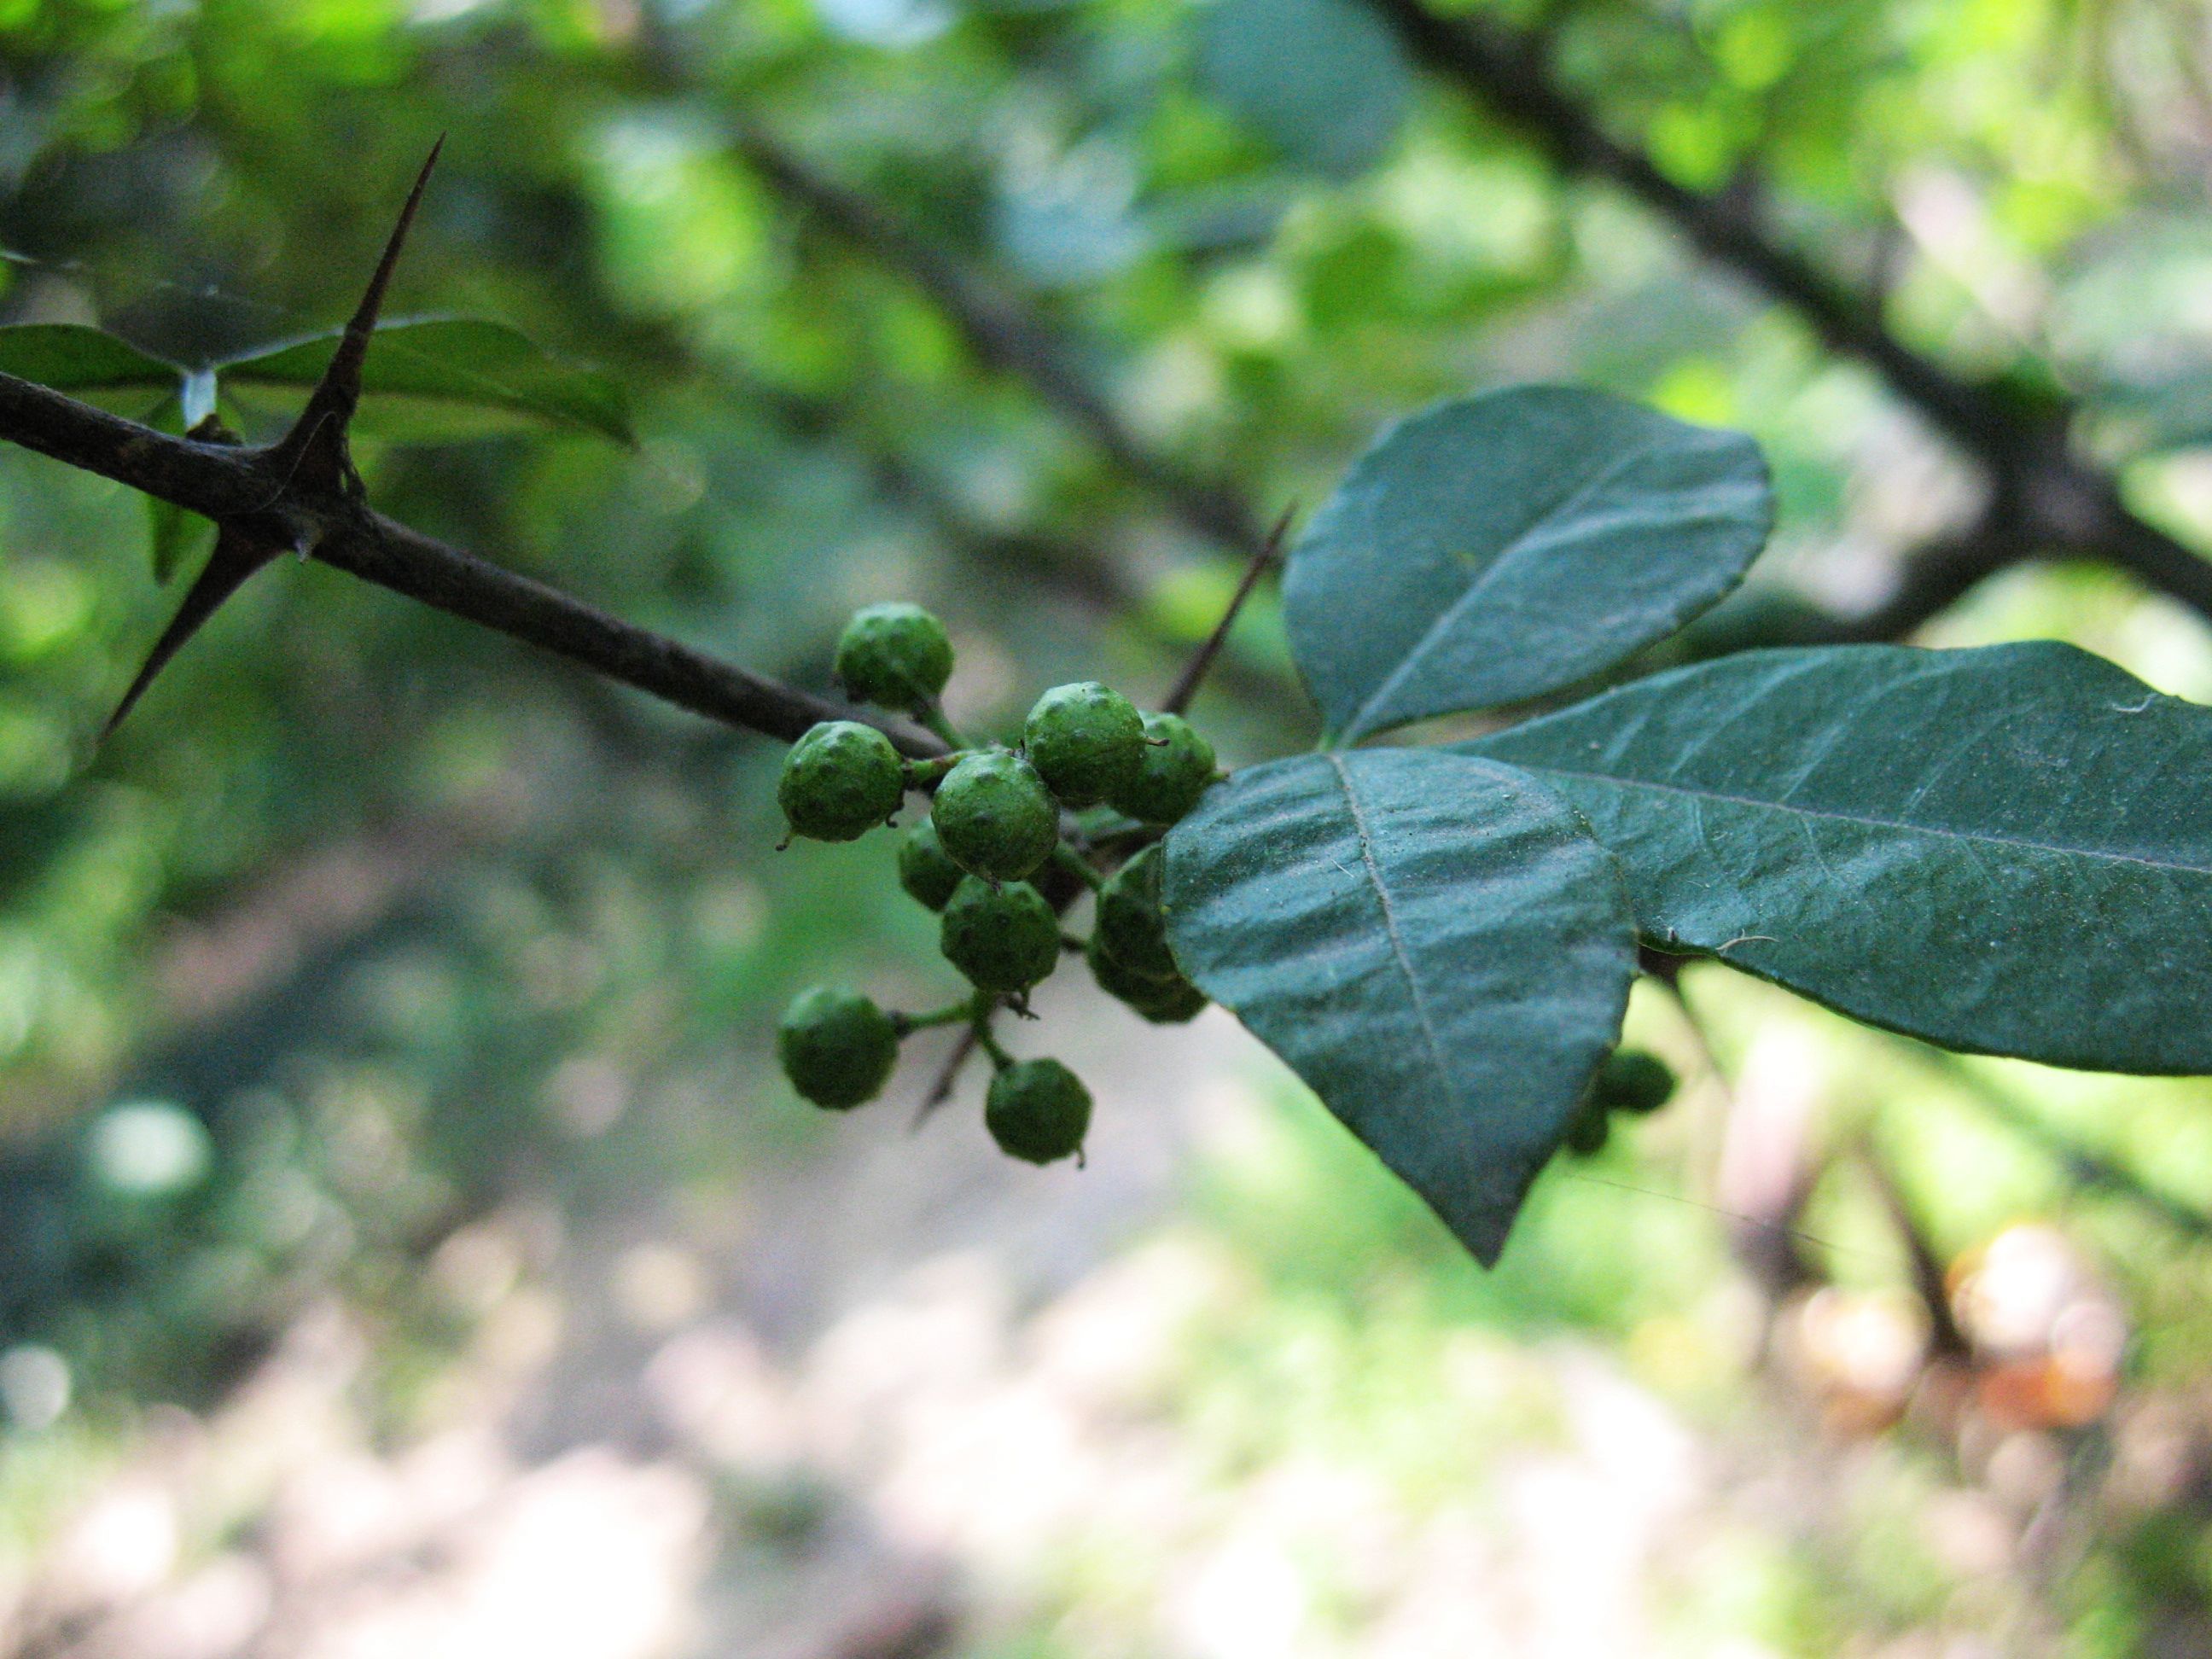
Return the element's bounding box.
[218,317,633,445]
[1161,748,1638,1263]
[1285,387,1773,742]
[1196,0,1412,178]
[1467,642,2212,1074]
[0,323,180,408]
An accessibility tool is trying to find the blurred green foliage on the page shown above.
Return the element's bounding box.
[3,0,2212,1650]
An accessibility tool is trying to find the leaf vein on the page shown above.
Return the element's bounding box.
[1324,752,1452,1102]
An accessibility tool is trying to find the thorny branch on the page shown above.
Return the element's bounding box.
[0,148,940,760]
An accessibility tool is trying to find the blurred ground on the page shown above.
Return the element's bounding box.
[5,964,2199,1659]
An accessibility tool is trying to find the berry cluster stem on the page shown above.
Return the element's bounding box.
[894,998,976,1036]
[971,1004,1016,1072]
[1051,842,1105,892]
[903,753,964,790]
[917,701,970,751]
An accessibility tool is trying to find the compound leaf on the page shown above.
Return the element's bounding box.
[1286,387,1773,742]
[218,317,632,445]
[1161,748,1638,1263]
[0,323,180,411]
[1468,642,2212,1074]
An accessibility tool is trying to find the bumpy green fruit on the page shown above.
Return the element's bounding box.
[1094,846,1175,980]
[777,986,899,1109]
[1086,930,1208,1024]
[834,602,954,713]
[1593,1049,1678,1115]
[1023,681,1144,806]
[941,877,1061,993]
[986,1058,1091,1165]
[1107,712,1217,825]
[897,818,965,911]
[932,748,1059,882]
[778,720,905,842]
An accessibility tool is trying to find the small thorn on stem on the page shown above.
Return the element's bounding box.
[1161,500,1295,717]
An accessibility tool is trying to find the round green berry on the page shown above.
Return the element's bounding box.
[986,1058,1091,1165]
[932,748,1059,882]
[778,720,905,842]
[940,877,1061,994]
[1106,712,1217,825]
[1086,930,1208,1024]
[897,818,966,911]
[1094,845,1175,981]
[1593,1049,1677,1116]
[777,986,899,1109]
[1563,1103,1611,1157]
[1023,681,1144,807]
[834,602,953,713]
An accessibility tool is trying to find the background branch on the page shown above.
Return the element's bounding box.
[1362,0,2212,626]
[732,129,1274,562]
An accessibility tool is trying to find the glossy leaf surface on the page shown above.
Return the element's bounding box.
[1469,643,2212,1074]
[1286,387,1772,742]
[1162,748,1637,1262]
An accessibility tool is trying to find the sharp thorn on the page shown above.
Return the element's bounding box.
[274,137,445,482]
[101,528,283,741]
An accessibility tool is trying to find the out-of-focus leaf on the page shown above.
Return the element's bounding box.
[218,317,634,445]
[0,323,180,394]
[1467,642,2212,1074]
[1162,748,1637,1264]
[1196,0,1412,178]
[2095,368,2212,455]
[1285,387,1773,743]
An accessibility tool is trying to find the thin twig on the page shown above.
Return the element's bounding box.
[0,368,935,757]
[1856,1143,1971,1358]
[1162,503,1295,717]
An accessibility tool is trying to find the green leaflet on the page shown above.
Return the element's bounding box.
[1161,748,1638,1264]
[1196,0,1412,179]
[0,323,178,399]
[1285,387,1773,742]
[1467,642,2212,1074]
[218,317,634,445]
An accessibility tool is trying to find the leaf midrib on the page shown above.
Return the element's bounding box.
[1505,759,2211,878]
[1342,436,1673,739]
[1324,753,1453,1101]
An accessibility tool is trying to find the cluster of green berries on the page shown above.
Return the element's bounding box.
[1562,1048,1679,1156]
[772,602,1221,1167]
